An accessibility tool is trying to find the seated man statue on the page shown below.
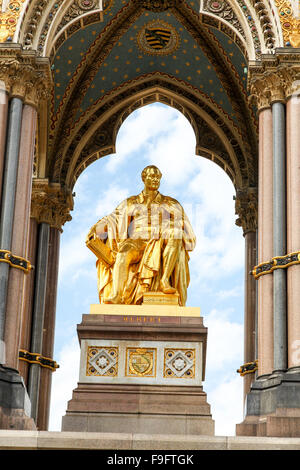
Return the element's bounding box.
[86,165,196,306]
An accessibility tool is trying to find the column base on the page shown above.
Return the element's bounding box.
[0,364,36,430]
[236,369,300,437]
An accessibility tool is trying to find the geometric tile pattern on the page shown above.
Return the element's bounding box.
[164,348,195,378]
[86,346,118,376]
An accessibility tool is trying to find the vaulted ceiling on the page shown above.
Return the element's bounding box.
[13,0,284,191]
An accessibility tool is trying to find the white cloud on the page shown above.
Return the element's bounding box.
[205,308,243,371]
[209,376,244,436]
[49,335,80,431]
[215,285,243,301]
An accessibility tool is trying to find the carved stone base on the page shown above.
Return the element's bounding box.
[62,383,214,435]
[0,364,36,430]
[61,305,214,435]
[236,370,300,437]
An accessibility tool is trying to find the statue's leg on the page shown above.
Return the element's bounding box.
[160,239,180,294]
[105,243,141,304]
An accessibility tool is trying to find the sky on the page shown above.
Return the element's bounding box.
[48,102,245,436]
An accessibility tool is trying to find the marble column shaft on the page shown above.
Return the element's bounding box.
[257,107,274,377]
[243,230,257,398]
[286,95,300,370]
[0,88,8,205]
[18,218,38,384]
[272,102,287,372]
[0,97,23,355]
[37,227,61,430]
[4,105,37,369]
[27,222,50,422]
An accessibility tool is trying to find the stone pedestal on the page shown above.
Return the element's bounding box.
[62,303,214,435]
[236,370,300,437]
[0,364,36,430]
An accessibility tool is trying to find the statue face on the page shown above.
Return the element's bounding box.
[143,167,161,190]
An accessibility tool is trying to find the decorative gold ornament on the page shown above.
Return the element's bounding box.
[163,348,195,379]
[0,0,26,43]
[126,348,156,377]
[237,360,258,376]
[275,0,300,47]
[86,346,118,376]
[137,20,180,55]
[0,249,32,273]
[19,349,59,372]
[252,251,300,279]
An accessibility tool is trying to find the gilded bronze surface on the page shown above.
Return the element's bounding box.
[86,165,196,306]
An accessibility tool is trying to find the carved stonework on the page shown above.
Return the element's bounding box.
[248,55,300,110]
[55,0,111,34]
[0,48,52,106]
[164,349,195,379]
[31,179,74,232]
[235,187,258,234]
[202,0,245,39]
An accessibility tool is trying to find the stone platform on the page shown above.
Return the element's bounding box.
[61,303,214,435]
[1,430,300,450]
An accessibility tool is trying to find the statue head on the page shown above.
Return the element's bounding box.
[141,165,162,191]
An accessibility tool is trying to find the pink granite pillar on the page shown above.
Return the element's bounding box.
[18,218,39,384]
[286,95,300,370]
[257,107,273,377]
[0,87,8,204]
[4,105,37,369]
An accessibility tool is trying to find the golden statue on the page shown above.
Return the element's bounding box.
[86,165,196,306]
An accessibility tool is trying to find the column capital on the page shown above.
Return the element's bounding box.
[31,179,74,232]
[235,187,258,235]
[0,47,52,107]
[248,53,300,110]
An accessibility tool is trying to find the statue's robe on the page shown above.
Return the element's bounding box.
[95,190,196,306]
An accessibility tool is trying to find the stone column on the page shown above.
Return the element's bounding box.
[272,101,287,373]
[4,105,37,370]
[0,85,8,204]
[0,97,23,362]
[28,180,73,426]
[27,222,50,423]
[18,218,39,384]
[37,227,61,430]
[235,188,258,399]
[257,107,274,377]
[286,91,300,371]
